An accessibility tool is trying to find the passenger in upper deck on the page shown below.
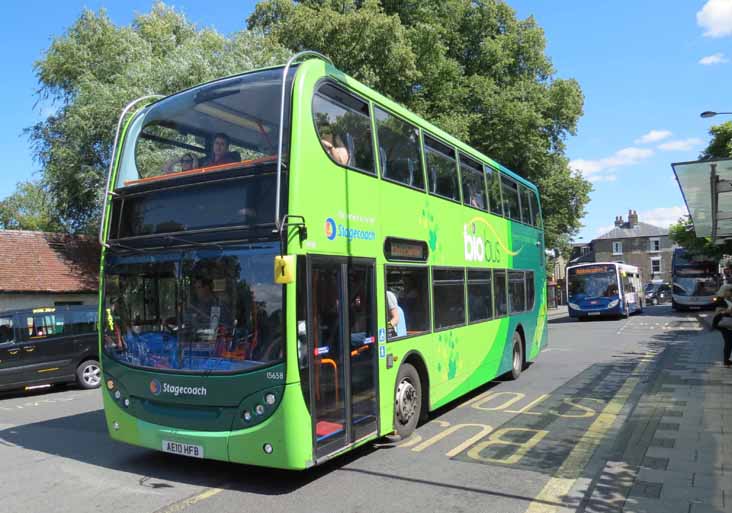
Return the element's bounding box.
[320,130,350,166]
[200,133,241,167]
[162,152,198,174]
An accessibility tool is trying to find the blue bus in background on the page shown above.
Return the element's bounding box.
[567,262,643,319]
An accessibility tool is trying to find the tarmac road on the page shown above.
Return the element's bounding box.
[0,305,708,513]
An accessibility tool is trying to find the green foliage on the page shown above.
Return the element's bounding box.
[0,181,63,232]
[700,121,732,160]
[28,3,290,233]
[248,0,590,251]
[668,216,732,260]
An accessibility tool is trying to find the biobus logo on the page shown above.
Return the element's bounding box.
[464,221,517,263]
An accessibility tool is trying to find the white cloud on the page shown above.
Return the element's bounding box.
[634,130,672,144]
[657,138,704,151]
[570,147,654,181]
[699,52,729,65]
[638,206,688,228]
[698,0,732,38]
[588,174,617,183]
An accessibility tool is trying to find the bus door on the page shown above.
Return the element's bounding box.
[307,257,378,459]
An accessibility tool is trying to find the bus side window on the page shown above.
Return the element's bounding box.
[485,165,504,217]
[374,107,424,190]
[460,154,487,211]
[501,176,521,222]
[313,83,374,174]
[385,266,430,340]
[424,135,460,202]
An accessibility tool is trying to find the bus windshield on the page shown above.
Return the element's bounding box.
[114,67,292,189]
[672,275,718,297]
[103,245,283,373]
[568,266,619,299]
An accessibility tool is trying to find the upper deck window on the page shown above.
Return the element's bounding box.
[116,67,293,189]
[374,107,424,190]
[501,176,521,222]
[312,83,374,174]
[425,135,459,202]
[460,154,486,210]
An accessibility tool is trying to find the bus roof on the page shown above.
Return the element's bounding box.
[567,262,640,273]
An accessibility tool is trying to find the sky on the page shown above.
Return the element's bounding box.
[1,1,731,242]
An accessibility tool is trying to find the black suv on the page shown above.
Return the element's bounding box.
[644,283,671,305]
[0,305,100,392]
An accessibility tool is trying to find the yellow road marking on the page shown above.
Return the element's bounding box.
[524,356,651,513]
[153,485,227,513]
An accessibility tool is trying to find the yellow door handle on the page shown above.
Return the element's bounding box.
[8,349,20,355]
[24,346,36,352]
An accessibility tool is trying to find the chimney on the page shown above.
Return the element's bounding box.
[628,209,638,228]
[614,215,623,227]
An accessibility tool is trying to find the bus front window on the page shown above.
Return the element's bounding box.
[568,269,619,299]
[104,247,283,373]
[116,67,291,188]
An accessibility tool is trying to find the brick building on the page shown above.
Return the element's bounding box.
[592,210,674,283]
[0,230,100,311]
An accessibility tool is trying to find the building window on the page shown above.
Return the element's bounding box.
[651,257,661,274]
[581,246,590,256]
[612,241,623,255]
[649,238,660,253]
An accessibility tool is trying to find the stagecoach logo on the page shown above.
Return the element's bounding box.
[149,379,207,398]
[324,217,376,242]
[325,217,337,240]
[150,379,161,396]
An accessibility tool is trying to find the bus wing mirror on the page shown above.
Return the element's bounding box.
[274,255,295,284]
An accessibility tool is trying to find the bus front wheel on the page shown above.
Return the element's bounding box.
[394,363,422,439]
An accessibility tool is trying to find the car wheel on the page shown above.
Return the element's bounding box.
[76,360,101,389]
[394,363,421,439]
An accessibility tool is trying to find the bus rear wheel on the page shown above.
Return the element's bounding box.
[509,331,524,380]
[76,359,101,389]
[394,363,421,439]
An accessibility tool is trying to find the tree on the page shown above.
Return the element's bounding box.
[700,121,732,160]
[28,3,290,234]
[668,216,732,260]
[249,0,591,253]
[0,181,63,232]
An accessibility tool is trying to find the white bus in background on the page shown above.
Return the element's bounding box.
[567,262,643,319]
[671,248,719,311]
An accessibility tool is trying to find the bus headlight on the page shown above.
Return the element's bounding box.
[265,393,276,405]
[568,303,580,310]
[255,404,265,416]
[608,299,619,308]
[243,410,252,422]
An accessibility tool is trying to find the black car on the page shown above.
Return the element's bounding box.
[644,283,671,305]
[0,305,100,392]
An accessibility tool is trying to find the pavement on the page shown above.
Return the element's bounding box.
[548,305,569,320]
[574,313,732,513]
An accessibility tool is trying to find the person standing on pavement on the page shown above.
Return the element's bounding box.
[713,284,732,367]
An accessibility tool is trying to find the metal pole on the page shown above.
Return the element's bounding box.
[99,94,162,245]
[274,51,333,230]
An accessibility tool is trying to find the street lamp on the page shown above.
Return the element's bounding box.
[701,111,732,118]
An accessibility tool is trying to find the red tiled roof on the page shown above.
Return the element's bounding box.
[0,230,100,293]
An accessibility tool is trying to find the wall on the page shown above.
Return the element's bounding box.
[593,235,673,283]
[0,293,98,312]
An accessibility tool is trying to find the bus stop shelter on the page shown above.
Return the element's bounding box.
[672,157,732,243]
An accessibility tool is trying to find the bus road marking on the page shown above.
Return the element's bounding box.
[523,356,652,513]
[153,484,228,513]
[411,423,495,457]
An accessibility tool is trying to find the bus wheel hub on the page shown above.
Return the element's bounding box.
[396,380,417,424]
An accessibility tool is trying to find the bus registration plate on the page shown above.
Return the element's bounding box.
[162,440,204,459]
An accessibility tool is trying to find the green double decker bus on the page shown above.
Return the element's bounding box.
[98,52,548,469]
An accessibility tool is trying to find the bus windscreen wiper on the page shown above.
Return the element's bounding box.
[164,235,223,251]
